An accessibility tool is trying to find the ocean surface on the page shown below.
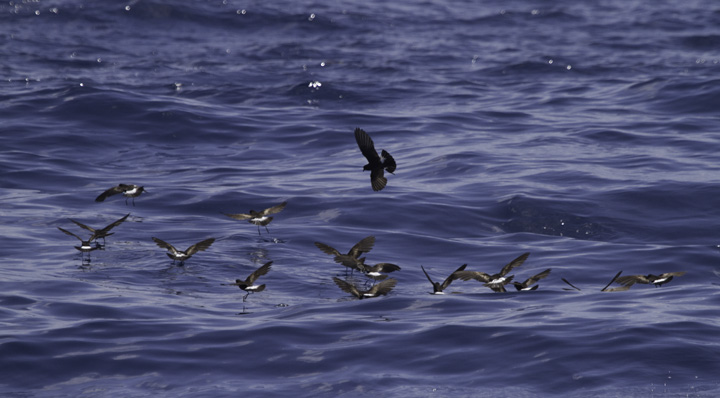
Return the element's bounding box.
[2,0,720,396]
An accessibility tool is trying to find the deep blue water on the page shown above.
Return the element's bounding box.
[2,0,720,396]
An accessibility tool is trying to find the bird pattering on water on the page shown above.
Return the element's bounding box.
[223,201,287,235]
[69,213,130,244]
[333,277,397,299]
[95,184,146,206]
[223,261,273,301]
[151,237,215,265]
[615,272,686,288]
[454,252,530,293]
[314,235,375,273]
[422,264,467,294]
[512,268,552,291]
[354,128,396,191]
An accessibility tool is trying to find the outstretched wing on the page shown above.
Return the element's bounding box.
[369,168,387,191]
[367,278,397,296]
[99,213,130,233]
[615,274,645,286]
[349,235,375,257]
[441,264,468,289]
[314,242,341,256]
[355,128,380,163]
[260,201,287,216]
[602,271,626,291]
[223,212,253,221]
[333,277,361,298]
[186,238,215,255]
[421,265,436,285]
[58,227,83,241]
[522,268,552,286]
[246,261,273,284]
[498,252,530,277]
[453,270,491,282]
[95,184,131,202]
[69,219,95,234]
[151,237,177,254]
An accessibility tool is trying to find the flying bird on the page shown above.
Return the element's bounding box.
[95,184,146,206]
[314,236,375,273]
[453,252,530,293]
[151,237,215,265]
[360,261,401,280]
[223,201,288,235]
[69,213,130,245]
[615,272,686,288]
[354,128,396,191]
[332,277,397,299]
[512,268,552,291]
[422,264,467,294]
[223,261,273,301]
[57,227,101,262]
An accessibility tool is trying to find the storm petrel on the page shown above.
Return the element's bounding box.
[223,261,273,301]
[453,252,530,293]
[314,236,375,273]
[332,277,397,299]
[223,201,287,235]
[360,261,401,280]
[615,272,686,288]
[57,227,100,262]
[151,237,215,265]
[421,264,467,294]
[95,184,146,206]
[354,128,396,191]
[512,268,552,291]
[69,213,130,245]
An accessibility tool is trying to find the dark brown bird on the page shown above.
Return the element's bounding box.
[315,236,375,273]
[151,237,215,265]
[69,213,130,245]
[453,252,530,293]
[512,268,552,291]
[223,261,273,301]
[223,201,287,235]
[616,272,686,288]
[422,264,467,294]
[333,277,397,299]
[57,227,101,262]
[355,128,396,191]
[95,184,146,206]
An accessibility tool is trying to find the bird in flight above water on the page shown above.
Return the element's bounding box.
[223,201,288,235]
[223,261,273,301]
[354,128,396,191]
[422,264,467,294]
[333,277,397,299]
[69,213,130,245]
[453,252,530,293]
[95,184,146,206]
[151,237,215,265]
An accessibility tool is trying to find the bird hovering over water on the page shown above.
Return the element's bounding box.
[223,261,273,301]
[354,128,396,191]
[223,201,288,235]
[314,236,376,273]
[512,268,552,291]
[421,264,467,294]
[95,184,146,206]
[453,252,530,293]
[333,277,397,299]
[615,272,686,288]
[69,213,130,245]
[151,237,215,265]
[57,227,101,262]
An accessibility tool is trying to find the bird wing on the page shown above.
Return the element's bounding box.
[421,266,436,285]
[69,219,95,234]
[151,237,178,254]
[349,235,375,257]
[355,128,380,163]
[99,213,130,233]
[369,263,401,273]
[561,278,581,291]
[58,227,84,241]
[522,268,552,286]
[659,271,686,278]
[314,242,340,256]
[381,150,396,173]
[453,270,491,282]
[333,277,361,298]
[369,168,387,191]
[186,238,215,255]
[602,271,626,291]
[95,185,127,202]
[223,212,253,221]
[498,252,530,276]
[368,278,397,296]
[615,275,645,286]
[246,261,273,284]
[260,201,287,216]
[441,264,468,289]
